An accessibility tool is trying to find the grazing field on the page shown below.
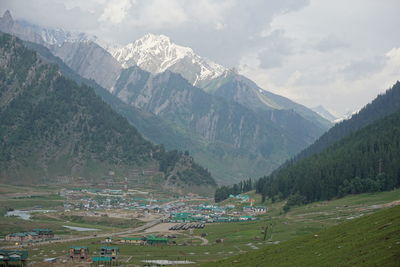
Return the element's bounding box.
[205,205,400,266]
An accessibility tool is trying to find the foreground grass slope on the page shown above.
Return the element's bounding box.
[205,205,400,266]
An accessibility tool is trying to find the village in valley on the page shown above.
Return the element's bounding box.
[3,182,398,267]
[0,185,268,266]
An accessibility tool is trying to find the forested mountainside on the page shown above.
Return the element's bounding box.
[0,32,216,190]
[294,81,400,161]
[255,109,400,207]
[215,81,400,203]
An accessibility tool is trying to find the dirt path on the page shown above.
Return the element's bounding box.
[144,223,176,233]
[193,235,208,246]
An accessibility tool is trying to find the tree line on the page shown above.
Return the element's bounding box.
[214,178,253,202]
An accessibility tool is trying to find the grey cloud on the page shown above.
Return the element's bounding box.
[257,30,293,69]
[0,0,101,31]
[341,57,386,80]
[314,35,348,52]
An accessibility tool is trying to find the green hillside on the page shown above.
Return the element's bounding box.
[205,205,400,266]
[255,109,400,205]
[296,81,400,161]
[0,32,216,189]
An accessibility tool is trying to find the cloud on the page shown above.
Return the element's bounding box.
[256,30,293,69]
[1,0,399,116]
[314,35,348,52]
[99,0,133,24]
[340,56,386,81]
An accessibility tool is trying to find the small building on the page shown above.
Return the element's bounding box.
[5,232,39,242]
[239,216,256,221]
[105,237,113,243]
[119,237,144,245]
[69,246,88,260]
[243,206,266,213]
[0,250,28,266]
[32,229,54,239]
[100,246,119,259]
[254,206,267,213]
[145,235,169,245]
[242,206,254,212]
[170,212,194,223]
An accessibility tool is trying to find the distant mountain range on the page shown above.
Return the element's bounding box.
[0,10,332,184]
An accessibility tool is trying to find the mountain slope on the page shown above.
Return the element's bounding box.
[111,65,327,183]
[0,11,122,90]
[0,32,216,190]
[256,105,400,203]
[206,205,400,266]
[311,105,338,122]
[296,81,400,161]
[204,72,332,130]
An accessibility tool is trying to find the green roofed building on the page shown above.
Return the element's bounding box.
[0,250,28,265]
[145,235,169,245]
[92,256,112,262]
[32,229,54,238]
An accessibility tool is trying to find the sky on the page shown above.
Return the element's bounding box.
[1,0,400,117]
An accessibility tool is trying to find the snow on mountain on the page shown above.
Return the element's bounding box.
[112,34,226,86]
[311,105,338,123]
[334,109,360,123]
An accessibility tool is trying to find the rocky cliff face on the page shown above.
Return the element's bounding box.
[0,10,45,45]
[205,72,332,130]
[113,67,324,159]
[50,41,122,90]
[0,11,121,91]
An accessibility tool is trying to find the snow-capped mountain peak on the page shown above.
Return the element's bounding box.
[112,33,226,85]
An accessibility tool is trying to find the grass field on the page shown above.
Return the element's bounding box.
[205,205,400,266]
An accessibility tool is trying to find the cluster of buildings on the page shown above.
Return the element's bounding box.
[106,235,170,245]
[168,212,258,223]
[69,246,120,264]
[5,229,54,243]
[61,188,167,211]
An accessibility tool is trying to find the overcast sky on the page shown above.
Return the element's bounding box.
[1,0,400,116]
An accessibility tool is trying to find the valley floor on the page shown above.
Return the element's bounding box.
[0,185,399,266]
